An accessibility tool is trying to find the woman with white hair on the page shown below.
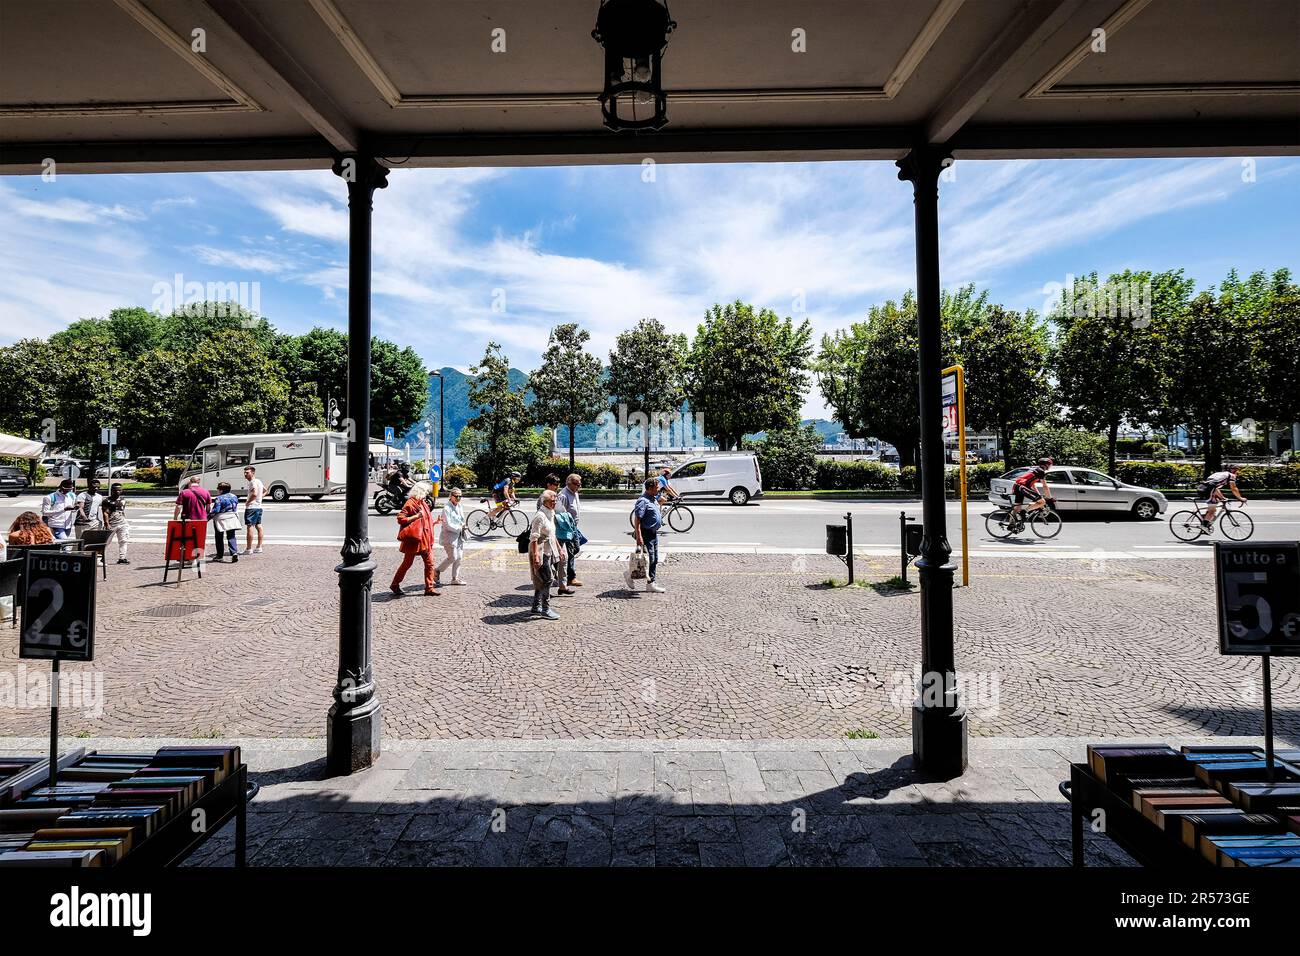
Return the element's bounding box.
[529,489,560,620]
[390,481,438,597]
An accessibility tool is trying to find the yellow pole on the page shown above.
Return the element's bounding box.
[943,364,970,586]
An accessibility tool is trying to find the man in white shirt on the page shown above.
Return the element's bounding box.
[243,466,266,554]
[76,479,105,531]
[42,479,80,539]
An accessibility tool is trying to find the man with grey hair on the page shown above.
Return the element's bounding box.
[556,473,583,588]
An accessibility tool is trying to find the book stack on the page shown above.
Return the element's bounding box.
[0,745,240,868]
[0,757,42,789]
[1085,743,1300,867]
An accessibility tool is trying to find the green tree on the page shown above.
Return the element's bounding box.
[528,323,607,472]
[466,342,533,483]
[120,348,196,461]
[50,336,128,475]
[369,338,428,438]
[958,305,1054,460]
[607,317,688,477]
[1009,425,1107,470]
[1054,269,1192,474]
[817,291,960,469]
[0,338,62,443]
[1253,272,1300,426]
[685,301,813,450]
[742,423,822,490]
[174,329,289,439]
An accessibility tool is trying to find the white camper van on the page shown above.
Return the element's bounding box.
[179,431,348,502]
[666,452,763,505]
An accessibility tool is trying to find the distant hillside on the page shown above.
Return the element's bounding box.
[400,369,843,452]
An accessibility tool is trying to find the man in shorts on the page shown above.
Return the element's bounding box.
[243,465,266,554]
[1197,464,1245,530]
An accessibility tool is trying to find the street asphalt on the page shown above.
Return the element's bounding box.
[4,491,1298,560]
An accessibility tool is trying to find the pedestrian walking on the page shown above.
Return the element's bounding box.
[242,466,265,554]
[628,477,666,593]
[434,486,468,586]
[41,479,80,540]
[174,476,212,521]
[209,481,241,562]
[75,479,105,533]
[535,474,564,597]
[529,489,560,619]
[101,482,131,564]
[556,473,583,588]
[391,481,438,597]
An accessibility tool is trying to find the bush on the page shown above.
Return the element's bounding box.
[162,458,188,486]
[591,464,624,489]
[950,462,1006,492]
[1235,464,1300,489]
[814,459,900,490]
[744,425,821,490]
[899,465,920,492]
[134,466,162,484]
[1113,461,1201,488]
[442,464,476,489]
[1010,426,1107,470]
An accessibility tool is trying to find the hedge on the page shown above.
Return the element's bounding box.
[441,464,476,489]
[1112,461,1300,489]
[523,458,625,489]
[814,460,900,490]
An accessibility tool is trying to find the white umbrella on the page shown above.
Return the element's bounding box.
[0,432,44,458]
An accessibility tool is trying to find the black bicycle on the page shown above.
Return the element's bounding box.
[1168,497,1253,542]
[984,500,1062,539]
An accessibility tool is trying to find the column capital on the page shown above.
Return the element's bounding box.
[331,154,390,195]
[895,144,954,188]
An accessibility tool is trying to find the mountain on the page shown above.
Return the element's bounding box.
[400,369,844,453]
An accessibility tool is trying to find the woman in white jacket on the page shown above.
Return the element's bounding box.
[434,486,468,586]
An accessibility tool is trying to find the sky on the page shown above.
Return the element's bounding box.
[0,155,1296,420]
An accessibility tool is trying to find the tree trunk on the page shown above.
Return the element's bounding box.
[897,442,917,470]
[643,441,650,485]
[567,422,576,474]
[1207,421,1224,474]
[1000,423,1012,465]
[1107,419,1119,476]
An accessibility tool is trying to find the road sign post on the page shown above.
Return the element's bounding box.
[101,426,117,484]
[20,549,97,788]
[941,365,968,586]
[1213,541,1300,782]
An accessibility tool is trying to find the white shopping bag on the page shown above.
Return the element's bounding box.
[628,547,648,580]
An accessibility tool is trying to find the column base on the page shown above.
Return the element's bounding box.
[326,696,382,775]
[912,703,968,780]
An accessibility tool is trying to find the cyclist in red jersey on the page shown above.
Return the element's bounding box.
[1011,457,1056,518]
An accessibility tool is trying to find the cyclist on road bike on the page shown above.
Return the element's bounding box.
[1198,464,1245,530]
[491,472,521,516]
[1010,457,1056,520]
[655,467,679,505]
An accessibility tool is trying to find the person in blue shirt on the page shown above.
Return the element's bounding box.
[491,472,521,516]
[629,477,666,593]
[654,467,678,504]
[209,481,241,562]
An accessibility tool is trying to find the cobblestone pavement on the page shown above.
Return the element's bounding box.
[0,545,1296,740]
[4,736,1152,867]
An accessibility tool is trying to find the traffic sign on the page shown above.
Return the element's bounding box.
[100,427,117,445]
[1214,541,1300,656]
[20,550,96,662]
[384,426,395,444]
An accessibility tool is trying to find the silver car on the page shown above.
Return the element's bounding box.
[988,465,1168,520]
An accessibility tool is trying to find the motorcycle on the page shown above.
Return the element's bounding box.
[373,487,437,515]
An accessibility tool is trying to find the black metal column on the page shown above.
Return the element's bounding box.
[897,145,967,779]
[327,154,388,775]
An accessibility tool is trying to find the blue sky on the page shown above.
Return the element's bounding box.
[1,156,1296,418]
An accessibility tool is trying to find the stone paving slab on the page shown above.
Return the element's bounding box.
[1,547,1296,741]
[6,734,1273,867]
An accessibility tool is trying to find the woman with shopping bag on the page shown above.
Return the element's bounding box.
[391,481,439,597]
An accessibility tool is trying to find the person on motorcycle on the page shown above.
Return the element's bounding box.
[384,462,413,500]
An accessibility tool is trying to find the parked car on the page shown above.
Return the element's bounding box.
[666,452,764,505]
[0,465,31,497]
[40,456,84,479]
[95,463,136,479]
[988,465,1168,520]
[134,456,162,470]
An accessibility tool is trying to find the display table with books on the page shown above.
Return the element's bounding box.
[0,745,250,867]
[1066,744,1300,868]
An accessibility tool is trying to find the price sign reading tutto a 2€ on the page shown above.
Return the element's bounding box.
[20,549,96,661]
[1214,541,1300,656]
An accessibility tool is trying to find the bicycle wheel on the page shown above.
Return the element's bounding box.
[466,509,492,537]
[502,508,528,537]
[1031,508,1062,539]
[1168,510,1204,542]
[667,503,694,533]
[984,511,1015,539]
[1219,509,1254,541]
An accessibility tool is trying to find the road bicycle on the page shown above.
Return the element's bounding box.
[984,500,1062,540]
[626,497,695,534]
[1168,497,1253,542]
[465,499,529,538]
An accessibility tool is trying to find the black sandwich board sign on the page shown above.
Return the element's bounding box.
[19,549,96,662]
[1214,541,1300,657]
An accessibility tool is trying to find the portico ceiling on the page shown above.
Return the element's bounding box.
[1,0,1297,172]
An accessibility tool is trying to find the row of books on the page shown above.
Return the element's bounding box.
[1088,743,1300,867]
[0,746,240,867]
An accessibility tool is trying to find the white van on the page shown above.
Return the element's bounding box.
[179,430,348,502]
[666,452,763,505]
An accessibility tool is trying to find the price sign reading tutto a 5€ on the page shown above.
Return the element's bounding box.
[1214,541,1300,656]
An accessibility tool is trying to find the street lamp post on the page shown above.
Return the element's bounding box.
[430,370,444,476]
